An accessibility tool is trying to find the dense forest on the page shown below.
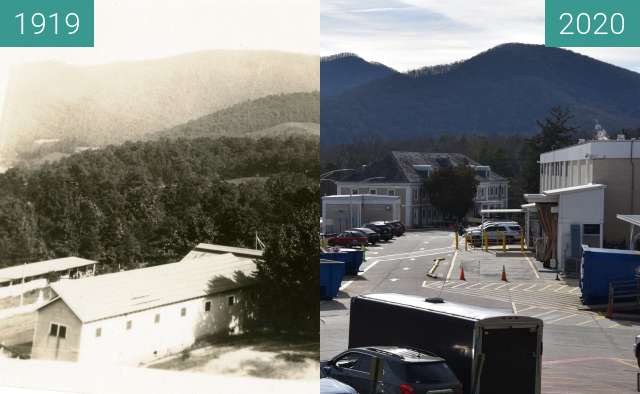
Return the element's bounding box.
[152,92,320,140]
[0,135,319,270]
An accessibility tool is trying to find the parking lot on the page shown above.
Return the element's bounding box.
[321,229,640,393]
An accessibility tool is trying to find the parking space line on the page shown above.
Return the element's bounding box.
[446,250,458,280]
[553,285,569,293]
[339,281,353,291]
[511,302,517,314]
[509,283,525,291]
[546,314,578,324]
[517,306,536,314]
[525,255,541,279]
[523,284,537,291]
[451,282,468,289]
[495,283,510,290]
[532,310,557,318]
[569,287,581,294]
[538,284,552,292]
[467,282,484,289]
[576,315,604,326]
[607,322,620,329]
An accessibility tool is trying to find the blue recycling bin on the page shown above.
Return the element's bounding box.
[320,248,364,275]
[320,259,345,300]
[580,246,640,305]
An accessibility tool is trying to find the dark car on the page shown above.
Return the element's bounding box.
[364,223,393,242]
[322,346,462,394]
[327,231,369,248]
[351,227,380,245]
[385,221,405,236]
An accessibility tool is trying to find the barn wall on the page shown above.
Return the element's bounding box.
[78,290,245,366]
[31,299,82,362]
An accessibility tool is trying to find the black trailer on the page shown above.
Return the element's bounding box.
[348,293,543,394]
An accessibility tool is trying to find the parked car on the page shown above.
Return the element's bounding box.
[467,222,522,246]
[364,222,394,242]
[321,377,359,394]
[351,227,380,245]
[385,221,406,236]
[635,334,640,367]
[322,346,462,394]
[327,231,369,248]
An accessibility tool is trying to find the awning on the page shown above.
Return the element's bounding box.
[617,214,640,228]
[544,183,606,195]
[480,209,523,214]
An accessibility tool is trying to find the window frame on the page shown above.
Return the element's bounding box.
[204,300,212,312]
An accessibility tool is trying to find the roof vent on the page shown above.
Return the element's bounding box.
[617,134,626,141]
[424,297,445,304]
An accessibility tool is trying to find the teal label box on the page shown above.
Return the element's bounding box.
[546,0,640,47]
[0,0,93,47]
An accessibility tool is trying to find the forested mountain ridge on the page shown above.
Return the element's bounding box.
[320,53,397,97]
[0,50,319,155]
[151,92,319,140]
[0,135,319,269]
[321,43,640,144]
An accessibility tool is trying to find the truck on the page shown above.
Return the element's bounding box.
[348,293,543,394]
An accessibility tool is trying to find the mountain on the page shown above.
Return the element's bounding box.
[151,92,319,140]
[0,50,319,155]
[320,53,396,97]
[321,43,640,145]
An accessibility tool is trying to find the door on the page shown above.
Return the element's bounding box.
[329,351,374,393]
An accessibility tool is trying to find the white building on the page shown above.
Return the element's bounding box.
[321,194,401,234]
[524,137,640,272]
[335,152,508,227]
[31,245,259,366]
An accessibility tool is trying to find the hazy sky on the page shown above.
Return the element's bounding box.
[321,0,640,72]
[0,0,319,113]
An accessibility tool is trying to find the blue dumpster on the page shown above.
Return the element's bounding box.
[320,259,345,300]
[580,246,640,305]
[320,248,364,275]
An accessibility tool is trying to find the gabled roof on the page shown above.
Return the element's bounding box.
[44,253,257,323]
[0,257,97,283]
[339,151,506,184]
[181,243,263,261]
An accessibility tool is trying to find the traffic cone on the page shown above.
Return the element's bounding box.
[501,265,508,282]
[459,266,466,281]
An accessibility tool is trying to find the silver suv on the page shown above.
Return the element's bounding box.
[467,222,522,246]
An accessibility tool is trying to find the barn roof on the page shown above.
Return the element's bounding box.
[0,257,97,283]
[181,243,263,261]
[45,252,257,323]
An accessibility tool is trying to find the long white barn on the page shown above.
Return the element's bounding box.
[31,245,260,366]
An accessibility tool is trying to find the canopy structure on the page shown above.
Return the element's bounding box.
[617,214,640,250]
[479,208,524,225]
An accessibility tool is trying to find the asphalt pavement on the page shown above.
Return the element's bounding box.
[320,229,640,393]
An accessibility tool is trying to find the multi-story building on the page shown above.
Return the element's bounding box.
[524,137,640,272]
[335,151,509,228]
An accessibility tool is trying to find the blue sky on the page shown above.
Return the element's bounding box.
[322,0,640,72]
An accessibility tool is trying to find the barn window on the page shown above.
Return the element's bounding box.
[228,296,235,306]
[95,327,102,337]
[126,320,132,330]
[180,307,187,317]
[49,323,67,338]
[154,314,160,323]
[204,301,211,312]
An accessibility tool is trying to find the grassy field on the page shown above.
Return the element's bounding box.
[149,333,319,380]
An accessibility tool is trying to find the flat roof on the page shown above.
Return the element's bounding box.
[0,257,98,283]
[43,253,256,323]
[540,139,640,163]
[617,214,640,228]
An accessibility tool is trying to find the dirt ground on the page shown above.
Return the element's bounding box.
[149,333,319,380]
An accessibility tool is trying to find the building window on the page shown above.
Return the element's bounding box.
[352,189,358,195]
[205,301,212,312]
[126,320,132,330]
[388,190,395,196]
[369,189,377,195]
[228,296,236,306]
[95,327,102,337]
[49,323,67,339]
[181,307,187,317]
[154,314,160,324]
